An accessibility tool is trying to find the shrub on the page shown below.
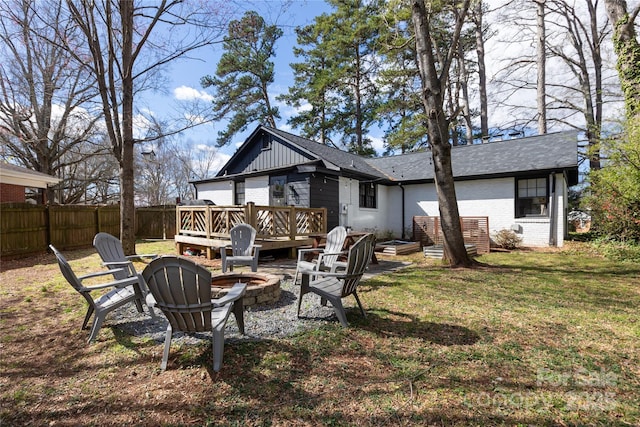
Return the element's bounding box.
[493,229,523,250]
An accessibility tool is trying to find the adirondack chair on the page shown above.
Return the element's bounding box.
[50,244,146,343]
[294,225,347,285]
[142,256,247,371]
[297,233,376,327]
[220,223,261,273]
[93,232,157,317]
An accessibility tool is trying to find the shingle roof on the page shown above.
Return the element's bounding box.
[267,127,578,183]
[365,130,578,182]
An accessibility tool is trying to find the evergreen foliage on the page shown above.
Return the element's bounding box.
[201,11,282,147]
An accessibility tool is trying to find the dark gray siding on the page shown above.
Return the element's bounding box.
[286,172,310,207]
[227,132,313,174]
[309,174,339,230]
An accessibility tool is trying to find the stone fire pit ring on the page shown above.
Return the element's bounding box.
[211,272,281,307]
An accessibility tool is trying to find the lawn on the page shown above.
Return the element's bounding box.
[1,241,639,426]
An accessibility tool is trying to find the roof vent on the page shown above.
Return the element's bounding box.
[350,160,355,167]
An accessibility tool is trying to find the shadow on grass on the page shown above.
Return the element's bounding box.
[357,308,481,346]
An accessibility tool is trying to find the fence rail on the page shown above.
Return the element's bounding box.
[0,203,175,258]
[413,216,490,254]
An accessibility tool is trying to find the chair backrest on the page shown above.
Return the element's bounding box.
[142,256,213,333]
[229,223,257,256]
[49,245,96,308]
[50,245,83,291]
[93,232,131,280]
[323,226,347,267]
[340,233,376,298]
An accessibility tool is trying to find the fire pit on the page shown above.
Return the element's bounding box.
[211,272,281,307]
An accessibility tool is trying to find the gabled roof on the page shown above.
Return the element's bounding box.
[266,127,385,179]
[196,125,578,185]
[0,163,60,188]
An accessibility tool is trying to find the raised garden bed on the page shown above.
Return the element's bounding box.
[375,240,421,255]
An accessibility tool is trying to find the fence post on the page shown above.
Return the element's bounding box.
[46,204,52,248]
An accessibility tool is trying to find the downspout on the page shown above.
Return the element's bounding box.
[548,173,557,246]
[400,183,406,240]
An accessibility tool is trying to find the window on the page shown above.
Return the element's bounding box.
[359,182,377,208]
[270,176,287,206]
[234,181,245,205]
[261,135,272,150]
[516,177,548,217]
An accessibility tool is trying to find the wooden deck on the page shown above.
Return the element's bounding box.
[174,202,327,259]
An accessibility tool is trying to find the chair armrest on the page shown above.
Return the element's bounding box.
[79,276,139,292]
[212,283,247,307]
[297,247,324,262]
[78,268,128,281]
[102,260,132,267]
[126,254,158,262]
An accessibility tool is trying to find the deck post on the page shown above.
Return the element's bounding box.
[246,202,257,229]
[289,206,296,241]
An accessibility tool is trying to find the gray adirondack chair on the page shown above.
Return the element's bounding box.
[50,244,146,343]
[220,223,261,273]
[297,233,376,327]
[295,225,347,284]
[93,232,157,317]
[142,256,247,371]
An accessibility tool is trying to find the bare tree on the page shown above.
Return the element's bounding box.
[545,0,615,170]
[0,0,103,203]
[473,1,490,138]
[64,0,229,254]
[411,0,475,267]
[535,0,548,134]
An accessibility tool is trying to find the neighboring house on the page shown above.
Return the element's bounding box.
[192,125,579,247]
[0,163,60,204]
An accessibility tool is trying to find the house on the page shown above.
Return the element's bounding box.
[192,125,579,247]
[0,163,60,204]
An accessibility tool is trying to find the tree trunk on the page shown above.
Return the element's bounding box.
[535,0,547,134]
[474,1,489,139]
[120,0,136,255]
[412,0,474,267]
[604,0,640,118]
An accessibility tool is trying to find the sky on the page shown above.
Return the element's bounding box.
[141,0,624,177]
[142,1,336,172]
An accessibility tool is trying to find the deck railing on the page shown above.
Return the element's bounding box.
[176,202,327,240]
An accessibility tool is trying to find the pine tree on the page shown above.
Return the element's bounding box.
[201,11,282,147]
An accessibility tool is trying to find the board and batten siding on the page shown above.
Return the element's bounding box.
[309,174,339,230]
[225,132,313,175]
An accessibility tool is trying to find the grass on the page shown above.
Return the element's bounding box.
[1,241,639,426]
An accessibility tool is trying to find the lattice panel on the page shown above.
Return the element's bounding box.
[180,210,207,233]
[272,210,290,236]
[255,210,273,235]
[296,211,324,234]
[210,210,246,234]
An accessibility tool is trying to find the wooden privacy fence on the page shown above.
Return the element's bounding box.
[413,216,490,254]
[0,203,176,258]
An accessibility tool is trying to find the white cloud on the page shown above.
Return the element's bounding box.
[369,135,385,154]
[174,85,214,102]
